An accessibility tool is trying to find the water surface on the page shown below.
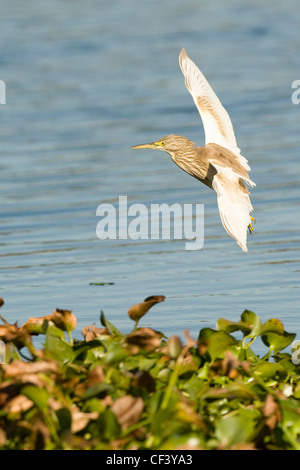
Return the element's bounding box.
[1,0,300,353]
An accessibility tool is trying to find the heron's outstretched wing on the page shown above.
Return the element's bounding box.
[179,48,250,171]
[210,162,254,252]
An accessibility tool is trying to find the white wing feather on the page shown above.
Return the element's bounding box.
[179,48,250,171]
[210,163,254,252]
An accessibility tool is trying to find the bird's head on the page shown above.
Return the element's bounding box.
[131,135,196,158]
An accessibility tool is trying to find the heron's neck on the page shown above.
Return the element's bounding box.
[169,144,208,181]
[168,141,198,166]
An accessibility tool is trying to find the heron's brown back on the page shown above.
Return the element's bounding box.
[170,142,250,191]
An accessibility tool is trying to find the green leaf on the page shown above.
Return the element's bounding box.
[280,399,300,428]
[83,383,114,400]
[217,311,261,338]
[261,318,285,335]
[182,374,211,401]
[82,398,106,414]
[253,362,288,381]
[201,381,257,400]
[198,327,216,339]
[43,320,65,339]
[216,318,251,335]
[150,409,184,440]
[293,383,300,399]
[215,408,258,447]
[100,311,122,336]
[240,310,262,338]
[104,342,129,364]
[206,331,236,360]
[44,331,75,364]
[72,339,104,360]
[261,330,296,355]
[98,408,121,441]
[159,434,202,450]
[176,359,199,377]
[22,385,49,412]
[122,355,158,372]
[149,390,165,415]
[56,407,72,434]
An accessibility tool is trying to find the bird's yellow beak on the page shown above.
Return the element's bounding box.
[131,143,156,150]
[131,141,165,150]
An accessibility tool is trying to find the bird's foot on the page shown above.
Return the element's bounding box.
[248,216,255,234]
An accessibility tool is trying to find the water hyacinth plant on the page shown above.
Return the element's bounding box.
[0,296,300,450]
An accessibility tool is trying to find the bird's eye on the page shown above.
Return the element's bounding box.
[157,141,165,146]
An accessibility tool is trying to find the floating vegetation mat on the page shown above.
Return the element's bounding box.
[0,296,300,450]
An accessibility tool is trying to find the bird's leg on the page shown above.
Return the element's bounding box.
[248,216,256,234]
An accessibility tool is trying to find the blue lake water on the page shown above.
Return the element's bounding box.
[1,0,300,353]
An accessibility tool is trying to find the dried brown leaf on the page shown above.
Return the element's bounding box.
[21,316,51,335]
[4,360,58,378]
[229,443,257,450]
[197,340,208,356]
[0,324,30,348]
[128,295,165,323]
[87,365,105,386]
[16,374,46,387]
[0,427,6,446]
[183,329,196,348]
[4,394,34,414]
[81,325,109,341]
[71,408,98,433]
[51,309,77,332]
[31,414,51,448]
[48,398,63,411]
[263,394,281,430]
[111,395,144,430]
[125,327,163,351]
[73,382,86,397]
[211,351,246,379]
[131,370,156,392]
[176,400,204,428]
[174,443,203,450]
[177,354,198,371]
[0,382,19,407]
[100,395,114,408]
